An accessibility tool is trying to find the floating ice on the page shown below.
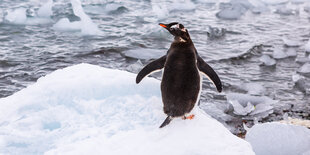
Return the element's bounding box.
[168,1,196,12]
[282,37,300,47]
[5,8,27,24]
[207,26,226,39]
[53,0,102,35]
[305,39,310,53]
[0,63,254,155]
[272,49,288,59]
[152,3,169,20]
[259,55,276,66]
[260,0,289,5]
[37,0,53,18]
[126,60,143,73]
[297,63,310,74]
[295,57,309,63]
[216,5,246,20]
[275,7,299,16]
[53,18,81,32]
[286,48,297,57]
[4,1,53,25]
[246,122,310,155]
[122,49,166,61]
[292,74,307,93]
[226,93,276,118]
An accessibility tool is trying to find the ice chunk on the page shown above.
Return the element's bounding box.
[297,63,310,74]
[5,8,27,24]
[226,93,276,118]
[216,5,246,20]
[246,122,310,155]
[152,3,169,20]
[282,37,300,47]
[71,0,101,35]
[260,0,289,5]
[168,1,196,12]
[0,64,254,154]
[275,7,299,16]
[122,49,165,61]
[286,48,297,57]
[259,55,276,66]
[295,57,310,63]
[292,74,307,93]
[272,49,288,59]
[37,0,53,18]
[305,39,310,53]
[207,26,226,39]
[126,60,143,73]
[53,18,81,31]
[229,100,255,116]
[53,0,102,35]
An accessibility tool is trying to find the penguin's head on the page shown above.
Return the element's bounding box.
[159,22,191,43]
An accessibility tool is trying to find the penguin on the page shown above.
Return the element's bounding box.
[136,22,222,128]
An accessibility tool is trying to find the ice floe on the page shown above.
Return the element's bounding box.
[226,93,276,119]
[272,49,288,59]
[297,63,310,75]
[282,37,300,47]
[53,0,102,35]
[122,49,166,61]
[0,63,254,155]
[305,39,310,53]
[207,26,226,39]
[246,122,310,155]
[259,55,276,66]
[4,1,53,25]
[168,1,196,12]
[286,48,297,57]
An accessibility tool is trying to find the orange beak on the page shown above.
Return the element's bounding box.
[159,23,167,28]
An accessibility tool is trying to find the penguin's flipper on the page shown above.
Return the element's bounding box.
[136,56,166,84]
[159,116,173,128]
[197,56,222,92]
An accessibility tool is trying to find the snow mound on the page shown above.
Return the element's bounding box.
[246,122,310,155]
[0,64,254,155]
[122,49,166,61]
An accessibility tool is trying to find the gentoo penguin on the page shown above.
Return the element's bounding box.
[136,22,222,128]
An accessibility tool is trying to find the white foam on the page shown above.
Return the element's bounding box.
[0,63,254,154]
[259,55,276,66]
[246,122,310,155]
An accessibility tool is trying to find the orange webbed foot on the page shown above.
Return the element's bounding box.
[183,114,195,120]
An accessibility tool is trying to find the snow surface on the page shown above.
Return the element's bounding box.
[0,63,254,155]
[246,122,310,155]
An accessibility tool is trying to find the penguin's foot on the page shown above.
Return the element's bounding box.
[182,114,195,120]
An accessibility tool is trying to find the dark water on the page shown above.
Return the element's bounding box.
[0,0,310,134]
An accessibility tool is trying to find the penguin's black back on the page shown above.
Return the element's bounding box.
[161,42,200,117]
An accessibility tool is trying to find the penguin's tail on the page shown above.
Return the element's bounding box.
[159,115,173,128]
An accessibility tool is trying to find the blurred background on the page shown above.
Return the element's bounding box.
[0,0,309,135]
